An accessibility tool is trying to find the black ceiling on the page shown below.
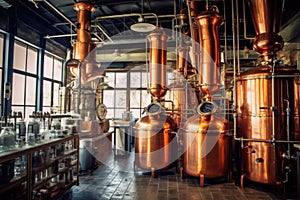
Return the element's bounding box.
[1,0,300,49]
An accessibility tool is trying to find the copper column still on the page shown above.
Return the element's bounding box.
[134,29,178,172]
[182,6,229,186]
[72,2,96,77]
[236,0,300,185]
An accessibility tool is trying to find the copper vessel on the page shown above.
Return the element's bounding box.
[195,7,224,97]
[182,6,229,182]
[236,64,300,184]
[147,29,168,99]
[235,0,300,185]
[134,103,178,170]
[183,111,229,178]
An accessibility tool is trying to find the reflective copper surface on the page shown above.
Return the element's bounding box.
[236,64,300,184]
[182,114,229,178]
[134,113,178,170]
[247,0,284,55]
[147,29,168,98]
[195,7,223,97]
[73,2,95,63]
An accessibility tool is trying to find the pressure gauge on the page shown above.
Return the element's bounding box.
[197,101,217,115]
[146,103,163,115]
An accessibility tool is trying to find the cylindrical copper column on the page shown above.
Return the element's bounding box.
[147,29,168,99]
[73,2,95,62]
[72,2,96,78]
[195,7,224,97]
[247,0,284,57]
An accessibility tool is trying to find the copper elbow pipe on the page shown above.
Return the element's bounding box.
[195,7,223,97]
[147,29,168,99]
[247,0,284,56]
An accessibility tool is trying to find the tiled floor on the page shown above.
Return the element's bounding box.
[66,149,298,200]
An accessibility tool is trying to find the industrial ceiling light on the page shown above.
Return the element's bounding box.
[130,17,156,32]
[130,0,156,32]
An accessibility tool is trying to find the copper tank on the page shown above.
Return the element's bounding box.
[236,0,300,184]
[147,29,168,99]
[183,106,229,178]
[236,64,300,184]
[135,103,178,170]
[182,6,229,180]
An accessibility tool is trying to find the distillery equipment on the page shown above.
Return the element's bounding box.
[134,103,178,173]
[134,28,178,175]
[181,4,230,187]
[235,0,300,186]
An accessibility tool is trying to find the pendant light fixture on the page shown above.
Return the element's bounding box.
[130,0,156,32]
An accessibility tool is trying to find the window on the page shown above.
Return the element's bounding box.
[11,40,38,119]
[42,53,63,112]
[103,69,151,119]
[0,33,4,115]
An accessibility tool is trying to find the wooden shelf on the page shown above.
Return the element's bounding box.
[0,135,79,200]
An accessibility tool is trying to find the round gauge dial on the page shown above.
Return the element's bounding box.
[197,102,216,115]
[147,103,162,115]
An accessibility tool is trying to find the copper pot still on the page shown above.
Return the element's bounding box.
[182,102,230,178]
[236,64,300,184]
[182,5,229,179]
[134,103,178,170]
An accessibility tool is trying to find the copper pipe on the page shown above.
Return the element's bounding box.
[147,29,168,99]
[195,6,224,97]
[247,0,284,57]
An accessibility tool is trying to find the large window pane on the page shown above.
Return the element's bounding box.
[13,42,26,71]
[43,80,52,106]
[44,54,53,79]
[12,73,25,104]
[115,109,125,119]
[105,72,114,87]
[25,106,35,121]
[103,90,114,107]
[130,90,140,107]
[141,72,149,88]
[115,90,126,107]
[27,47,37,74]
[130,109,140,119]
[53,83,60,107]
[26,76,36,105]
[141,90,151,108]
[115,72,127,88]
[0,35,3,67]
[130,72,141,88]
[53,58,62,81]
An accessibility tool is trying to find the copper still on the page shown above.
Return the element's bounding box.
[183,102,229,178]
[236,64,300,184]
[236,0,300,185]
[182,5,229,184]
[135,103,178,171]
[134,29,178,172]
[71,2,96,78]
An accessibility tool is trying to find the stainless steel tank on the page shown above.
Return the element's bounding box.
[134,103,178,171]
[236,63,300,184]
